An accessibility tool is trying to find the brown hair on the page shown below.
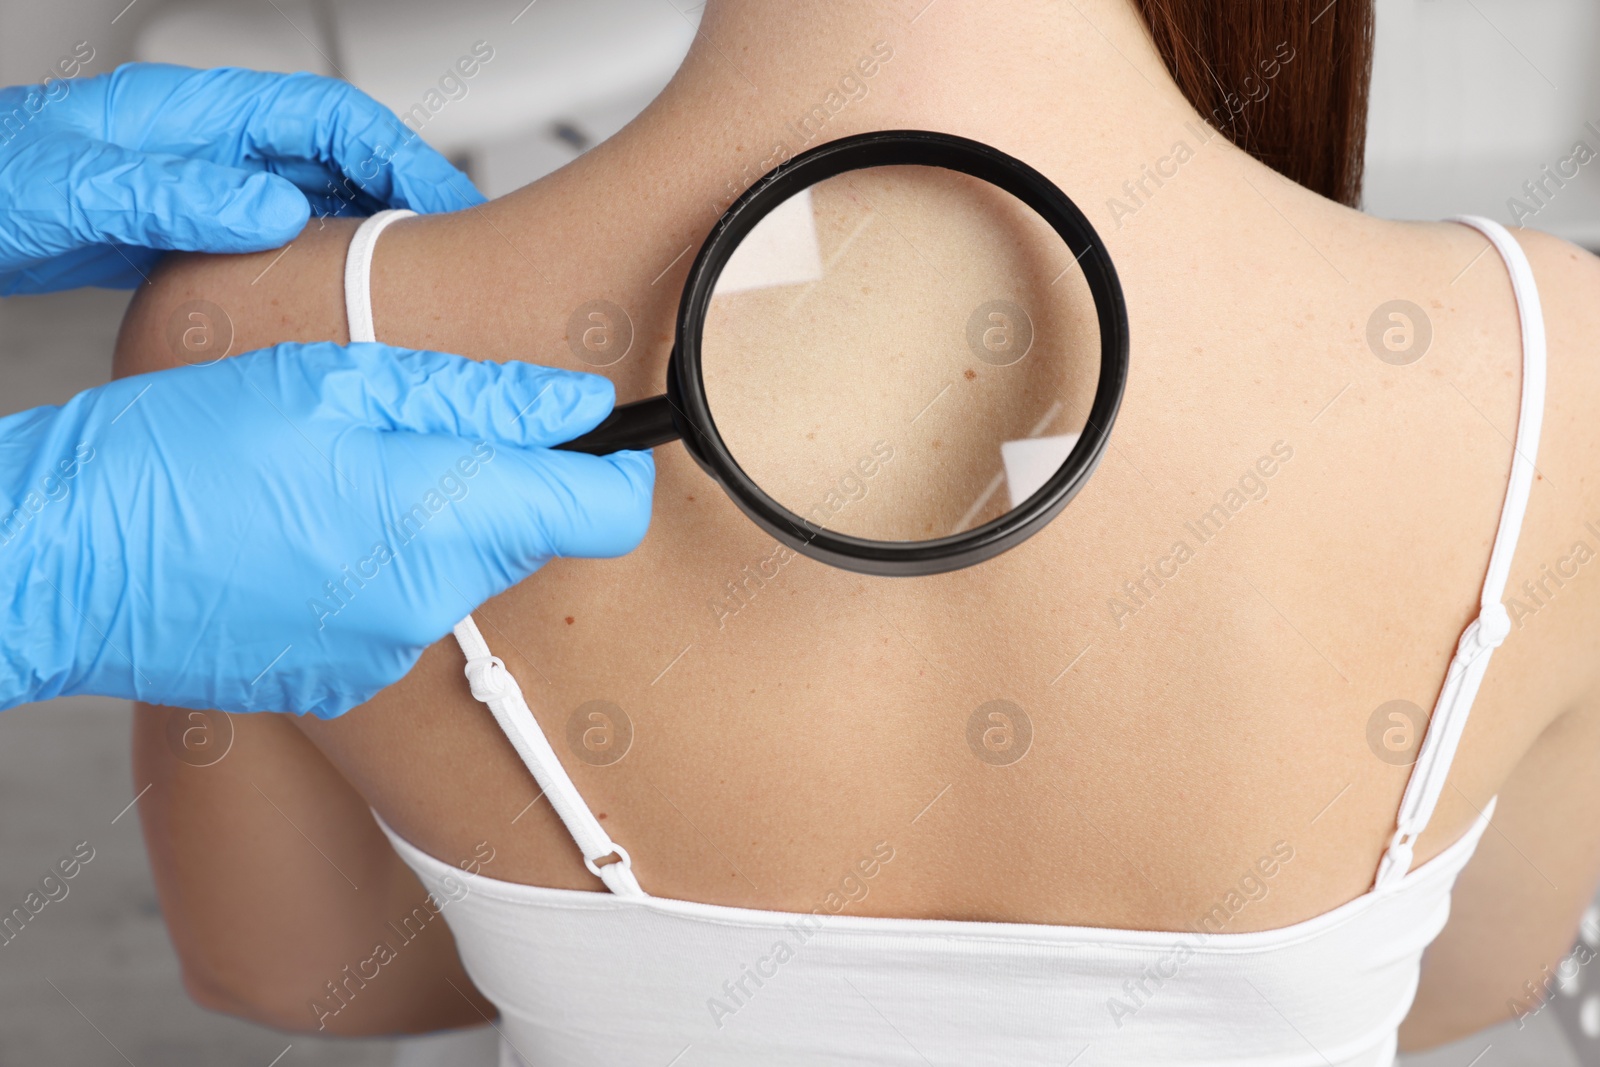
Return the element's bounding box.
[1129,1,1374,206]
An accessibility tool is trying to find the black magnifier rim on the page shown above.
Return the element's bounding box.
[671,129,1129,577]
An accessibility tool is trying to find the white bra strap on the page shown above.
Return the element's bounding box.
[340,211,644,898]
[452,618,644,897]
[1373,215,1547,892]
[343,209,415,343]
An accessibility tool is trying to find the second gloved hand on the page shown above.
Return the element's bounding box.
[0,342,654,718]
[0,64,486,294]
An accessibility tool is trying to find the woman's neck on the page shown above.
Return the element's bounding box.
[504,0,1344,263]
[647,0,1211,197]
[465,0,1371,401]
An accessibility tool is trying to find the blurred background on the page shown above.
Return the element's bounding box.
[1,0,1598,1063]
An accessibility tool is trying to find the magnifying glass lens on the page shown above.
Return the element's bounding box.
[700,164,1102,545]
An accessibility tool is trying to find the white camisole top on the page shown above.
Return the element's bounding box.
[343,208,1546,1067]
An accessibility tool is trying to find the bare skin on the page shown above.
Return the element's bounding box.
[118,0,1600,1048]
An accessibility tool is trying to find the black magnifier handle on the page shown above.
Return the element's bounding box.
[554,394,681,455]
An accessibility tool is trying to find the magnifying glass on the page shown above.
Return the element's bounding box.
[557,130,1129,577]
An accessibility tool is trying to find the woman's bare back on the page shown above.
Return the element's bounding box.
[118,0,1600,1046]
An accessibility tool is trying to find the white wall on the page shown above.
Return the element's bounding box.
[1365,0,1600,244]
[0,0,142,88]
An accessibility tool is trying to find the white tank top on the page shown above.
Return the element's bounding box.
[344,208,1545,1067]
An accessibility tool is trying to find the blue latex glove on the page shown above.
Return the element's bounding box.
[0,342,654,718]
[0,63,484,295]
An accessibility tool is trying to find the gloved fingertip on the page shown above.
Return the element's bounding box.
[206,172,312,253]
[504,360,617,403]
[607,448,658,493]
[490,362,616,447]
[599,448,658,550]
[389,148,488,214]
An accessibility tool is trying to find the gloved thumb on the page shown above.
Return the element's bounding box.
[62,137,311,253]
[429,444,656,583]
[361,432,654,628]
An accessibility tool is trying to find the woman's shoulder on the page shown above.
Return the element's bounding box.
[1513,227,1600,387]
[1491,226,1600,519]
[1397,218,1600,515]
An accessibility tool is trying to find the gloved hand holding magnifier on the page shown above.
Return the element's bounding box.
[558,130,1130,575]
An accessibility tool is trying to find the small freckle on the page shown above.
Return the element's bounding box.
[964,368,976,380]
[597,812,607,820]
[807,431,816,440]
[565,616,575,625]
[687,494,696,501]
[931,439,942,449]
